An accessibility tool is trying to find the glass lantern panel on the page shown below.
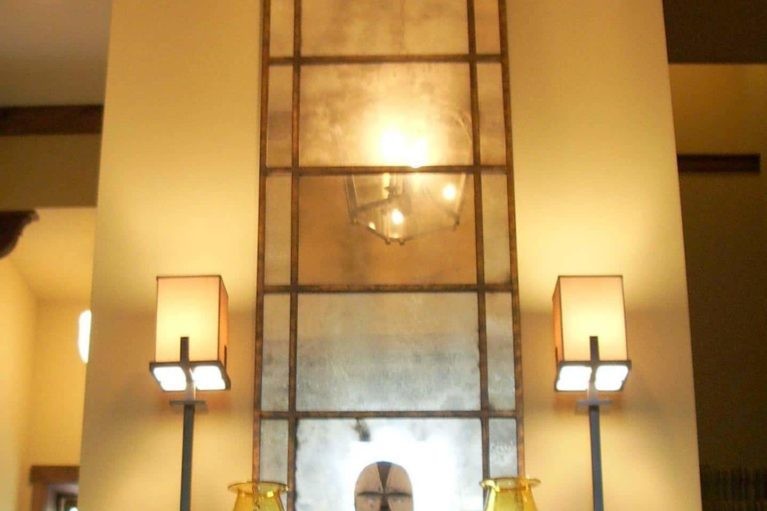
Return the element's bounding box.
[486,292,515,410]
[267,65,292,167]
[300,64,472,166]
[489,419,518,476]
[478,64,506,165]
[269,0,294,57]
[481,173,512,284]
[301,0,468,56]
[260,419,289,482]
[474,0,501,54]
[262,294,289,410]
[296,418,484,511]
[265,176,291,285]
[297,293,479,411]
[298,175,477,285]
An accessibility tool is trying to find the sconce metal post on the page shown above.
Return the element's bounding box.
[584,336,606,511]
[172,336,204,511]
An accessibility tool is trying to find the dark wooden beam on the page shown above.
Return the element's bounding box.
[0,105,103,136]
[677,154,761,173]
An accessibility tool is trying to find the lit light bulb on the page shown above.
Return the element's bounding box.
[408,137,428,168]
[442,183,457,201]
[368,221,376,230]
[380,130,407,164]
[391,209,405,225]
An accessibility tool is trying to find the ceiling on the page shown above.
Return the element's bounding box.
[0,1,765,107]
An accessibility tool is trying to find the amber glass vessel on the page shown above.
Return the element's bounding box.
[481,477,540,511]
[228,481,288,511]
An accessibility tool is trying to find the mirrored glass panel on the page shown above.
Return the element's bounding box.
[260,419,289,481]
[262,294,289,410]
[297,293,479,411]
[267,66,292,167]
[269,0,294,57]
[489,419,517,476]
[296,419,483,511]
[481,173,512,283]
[475,0,501,54]
[298,175,476,285]
[264,176,291,285]
[486,293,515,410]
[302,0,468,56]
[300,64,472,166]
[478,64,505,165]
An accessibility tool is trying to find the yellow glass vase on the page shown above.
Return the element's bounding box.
[228,481,288,511]
[481,477,540,511]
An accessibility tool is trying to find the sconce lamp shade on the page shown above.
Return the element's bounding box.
[553,275,630,392]
[150,275,230,392]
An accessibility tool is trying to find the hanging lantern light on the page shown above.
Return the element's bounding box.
[345,172,467,244]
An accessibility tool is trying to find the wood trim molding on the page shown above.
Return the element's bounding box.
[678,154,761,173]
[0,105,103,136]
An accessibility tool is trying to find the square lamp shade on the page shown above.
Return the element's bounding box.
[150,275,230,392]
[553,275,630,392]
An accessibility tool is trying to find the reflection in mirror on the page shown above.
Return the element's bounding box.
[300,64,472,166]
[296,419,483,511]
[302,0,468,56]
[297,293,479,411]
[299,175,476,285]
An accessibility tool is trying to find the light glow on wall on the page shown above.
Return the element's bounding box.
[78,310,91,364]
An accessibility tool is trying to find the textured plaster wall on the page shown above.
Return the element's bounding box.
[671,64,767,469]
[509,1,701,509]
[78,1,260,509]
[0,259,37,511]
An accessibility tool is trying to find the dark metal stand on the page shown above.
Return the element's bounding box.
[578,336,610,511]
[170,337,205,511]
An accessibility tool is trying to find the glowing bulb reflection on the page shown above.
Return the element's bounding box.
[442,183,457,201]
[390,209,405,225]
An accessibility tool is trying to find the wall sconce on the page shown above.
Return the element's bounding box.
[345,173,466,244]
[149,275,230,511]
[553,275,630,511]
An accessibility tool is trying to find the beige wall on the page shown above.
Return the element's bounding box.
[78,1,260,509]
[0,259,37,511]
[510,1,700,509]
[0,135,100,209]
[670,64,767,468]
[77,1,702,510]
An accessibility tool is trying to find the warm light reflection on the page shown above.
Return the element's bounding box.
[555,365,592,392]
[442,183,457,201]
[78,310,91,364]
[379,128,429,168]
[152,366,187,392]
[595,364,630,392]
[391,209,405,225]
[191,365,227,391]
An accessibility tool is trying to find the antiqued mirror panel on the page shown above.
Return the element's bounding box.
[478,64,506,165]
[486,292,515,410]
[296,419,483,511]
[260,419,289,482]
[265,176,291,285]
[262,294,289,410]
[298,175,476,285]
[297,293,479,411]
[299,64,472,166]
[489,419,518,476]
[301,0,468,56]
[269,0,294,57]
[267,66,293,167]
[474,0,501,54]
[481,173,512,284]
